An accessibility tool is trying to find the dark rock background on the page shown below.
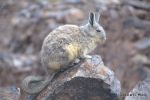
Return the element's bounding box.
[0,0,150,99]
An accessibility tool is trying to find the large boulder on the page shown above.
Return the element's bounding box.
[28,55,121,100]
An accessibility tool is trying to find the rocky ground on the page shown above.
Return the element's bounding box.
[0,0,150,99]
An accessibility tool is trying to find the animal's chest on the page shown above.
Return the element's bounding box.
[87,42,97,53]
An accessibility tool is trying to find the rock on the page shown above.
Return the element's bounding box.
[0,86,20,100]
[123,17,150,31]
[63,8,84,23]
[122,0,150,11]
[27,55,121,100]
[45,8,84,23]
[11,0,49,27]
[12,5,84,27]
[0,0,16,6]
[132,54,150,66]
[95,0,120,5]
[109,9,119,19]
[125,74,150,100]
[134,37,150,54]
[0,52,38,72]
[62,0,85,4]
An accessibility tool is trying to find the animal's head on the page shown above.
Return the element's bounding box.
[81,12,106,43]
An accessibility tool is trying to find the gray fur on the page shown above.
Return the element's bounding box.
[21,12,106,95]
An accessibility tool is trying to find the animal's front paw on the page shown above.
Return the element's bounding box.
[74,58,80,64]
[83,55,92,59]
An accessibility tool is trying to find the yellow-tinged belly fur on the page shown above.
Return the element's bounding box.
[65,42,81,61]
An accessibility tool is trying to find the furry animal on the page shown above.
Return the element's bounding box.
[21,12,106,95]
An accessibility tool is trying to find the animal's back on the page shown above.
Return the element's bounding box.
[43,25,80,46]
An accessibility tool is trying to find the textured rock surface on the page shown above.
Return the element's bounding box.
[0,86,20,100]
[27,55,121,100]
[134,37,150,54]
[125,74,150,100]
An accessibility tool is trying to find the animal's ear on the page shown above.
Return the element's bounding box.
[88,12,95,26]
[95,12,100,23]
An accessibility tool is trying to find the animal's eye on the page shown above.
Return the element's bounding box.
[96,30,101,32]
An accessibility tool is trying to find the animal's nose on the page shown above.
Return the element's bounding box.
[101,33,106,43]
[103,35,106,41]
